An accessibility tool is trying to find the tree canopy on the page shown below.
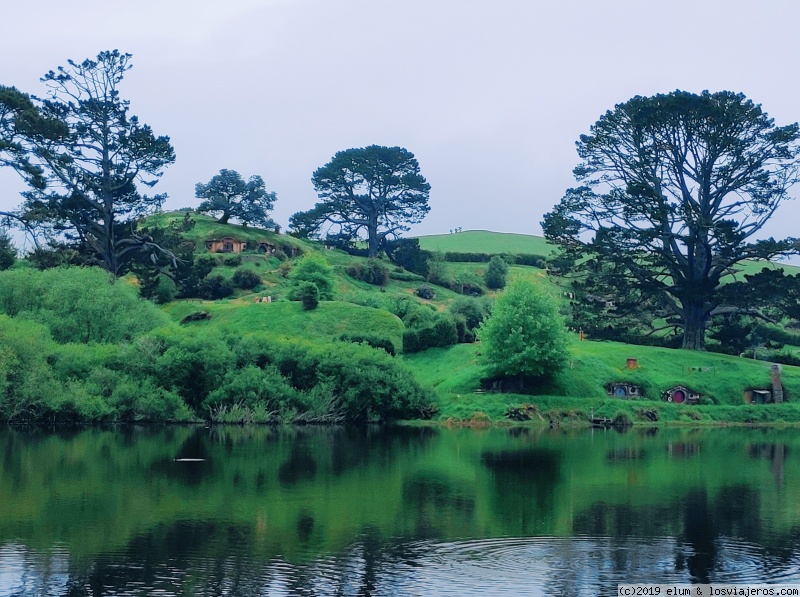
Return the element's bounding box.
[7,50,175,276]
[195,169,277,228]
[478,279,569,381]
[289,145,430,257]
[542,90,800,350]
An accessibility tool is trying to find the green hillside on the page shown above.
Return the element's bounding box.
[403,339,800,423]
[145,211,310,254]
[162,300,406,353]
[416,230,554,256]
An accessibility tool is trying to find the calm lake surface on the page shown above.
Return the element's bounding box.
[2,425,800,596]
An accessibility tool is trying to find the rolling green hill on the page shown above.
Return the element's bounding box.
[416,230,554,256]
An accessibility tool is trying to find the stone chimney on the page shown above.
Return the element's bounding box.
[772,364,784,403]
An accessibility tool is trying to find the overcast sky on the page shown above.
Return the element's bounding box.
[3,0,800,245]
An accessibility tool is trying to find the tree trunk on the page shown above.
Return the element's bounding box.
[681,302,708,350]
[217,212,230,225]
[367,217,379,258]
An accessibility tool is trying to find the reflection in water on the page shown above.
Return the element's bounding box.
[2,426,800,595]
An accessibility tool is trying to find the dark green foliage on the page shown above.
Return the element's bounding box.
[224,254,242,267]
[204,365,302,413]
[484,255,508,290]
[384,238,429,277]
[150,275,177,305]
[449,296,492,333]
[346,259,389,286]
[543,90,800,350]
[403,314,459,353]
[415,285,436,300]
[291,146,431,257]
[26,241,86,269]
[198,274,234,300]
[425,252,454,288]
[195,169,278,228]
[298,281,320,310]
[0,231,15,270]
[453,271,484,296]
[289,253,334,300]
[338,334,396,356]
[232,268,261,290]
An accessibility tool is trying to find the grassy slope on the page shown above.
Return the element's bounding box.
[403,340,800,423]
[145,211,310,253]
[162,300,405,353]
[417,230,554,256]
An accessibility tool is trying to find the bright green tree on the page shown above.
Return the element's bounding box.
[478,279,569,380]
[289,252,335,300]
[483,255,508,290]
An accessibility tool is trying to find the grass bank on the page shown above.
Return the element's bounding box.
[402,340,800,425]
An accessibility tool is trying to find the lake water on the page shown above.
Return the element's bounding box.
[2,425,800,596]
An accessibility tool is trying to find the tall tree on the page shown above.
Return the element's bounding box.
[195,169,277,227]
[0,86,66,233]
[14,50,175,276]
[542,91,800,350]
[290,145,430,257]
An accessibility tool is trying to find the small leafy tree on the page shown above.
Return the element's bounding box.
[289,252,334,300]
[478,279,569,381]
[195,169,277,227]
[484,255,508,290]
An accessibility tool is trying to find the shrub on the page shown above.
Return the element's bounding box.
[298,281,320,310]
[426,252,454,288]
[198,274,234,299]
[346,259,389,286]
[224,254,242,267]
[484,255,509,290]
[289,252,334,299]
[403,314,459,353]
[415,285,436,300]
[152,274,177,304]
[449,296,492,331]
[232,268,262,290]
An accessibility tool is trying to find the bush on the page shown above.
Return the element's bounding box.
[346,259,389,286]
[298,281,320,310]
[478,279,569,379]
[403,314,459,353]
[449,296,492,331]
[426,252,454,288]
[384,238,429,277]
[198,274,234,299]
[415,285,436,300]
[484,255,509,290]
[232,268,262,290]
[289,252,334,299]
